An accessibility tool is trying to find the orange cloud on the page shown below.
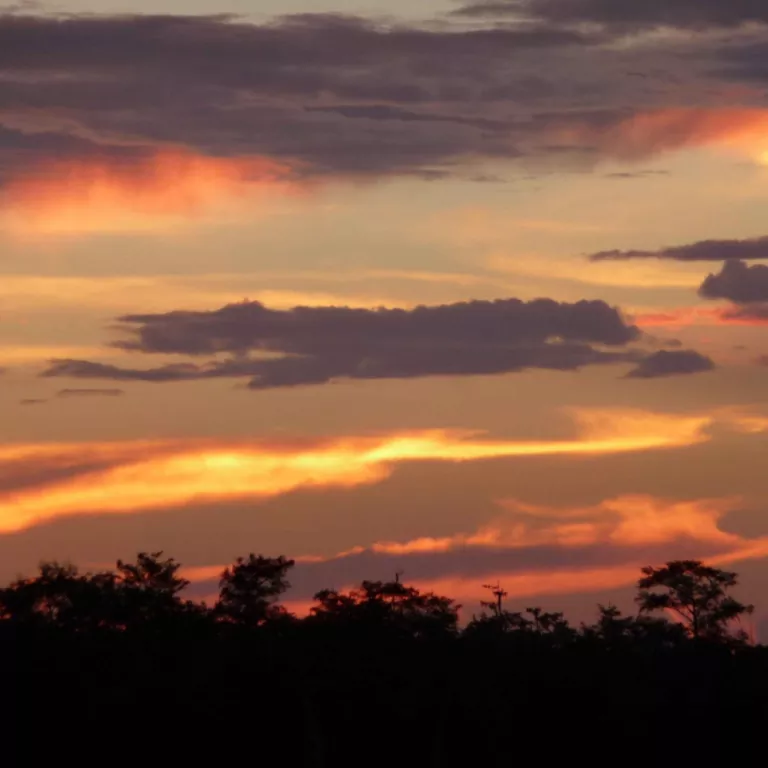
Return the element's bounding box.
[272,494,768,611]
[0,408,711,534]
[632,307,725,328]
[296,495,739,563]
[0,148,299,236]
[178,475,768,611]
[712,408,768,435]
[633,306,768,328]
[383,496,768,604]
[563,108,768,162]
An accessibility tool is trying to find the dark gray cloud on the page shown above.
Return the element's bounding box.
[0,13,587,178]
[43,344,635,388]
[591,236,768,263]
[699,260,768,303]
[40,297,647,389]
[43,360,210,383]
[455,0,768,30]
[303,104,508,132]
[112,298,640,355]
[0,12,758,180]
[715,41,768,83]
[624,349,715,379]
[18,398,46,406]
[56,388,125,398]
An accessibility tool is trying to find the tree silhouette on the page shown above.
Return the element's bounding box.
[0,561,116,629]
[216,554,295,626]
[636,559,753,642]
[114,551,191,625]
[6,553,767,765]
[310,578,459,638]
[583,603,687,650]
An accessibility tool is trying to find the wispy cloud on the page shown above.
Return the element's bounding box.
[0,408,712,534]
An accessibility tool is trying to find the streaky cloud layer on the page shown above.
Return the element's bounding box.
[0,408,712,534]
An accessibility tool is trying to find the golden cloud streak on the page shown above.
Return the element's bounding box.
[0,408,711,534]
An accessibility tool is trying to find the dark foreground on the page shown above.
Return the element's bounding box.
[6,555,767,765]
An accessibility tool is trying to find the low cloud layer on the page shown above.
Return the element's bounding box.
[591,236,768,263]
[625,350,716,379]
[41,297,653,388]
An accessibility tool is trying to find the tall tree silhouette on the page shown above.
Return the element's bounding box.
[215,554,295,626]
[636,559,753,642]
[115,551,190,624]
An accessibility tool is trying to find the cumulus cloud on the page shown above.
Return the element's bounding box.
[624,349,715,379]
[699,260,768,304]
[41,297,646,388]
[591,236,768,263]
[111,298,641,354]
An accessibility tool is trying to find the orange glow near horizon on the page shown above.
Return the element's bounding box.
[0,149,299,236]
[183,493,768,612]
[0,408,713,534]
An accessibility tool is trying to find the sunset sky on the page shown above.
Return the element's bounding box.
[2,0,768,629]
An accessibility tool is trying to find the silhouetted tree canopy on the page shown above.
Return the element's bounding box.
[6,555,767,765]
[308,578,460,638]
[215,553,295,625]
[637,559,754,643]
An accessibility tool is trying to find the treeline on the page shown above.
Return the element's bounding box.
[5,555,767,765]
